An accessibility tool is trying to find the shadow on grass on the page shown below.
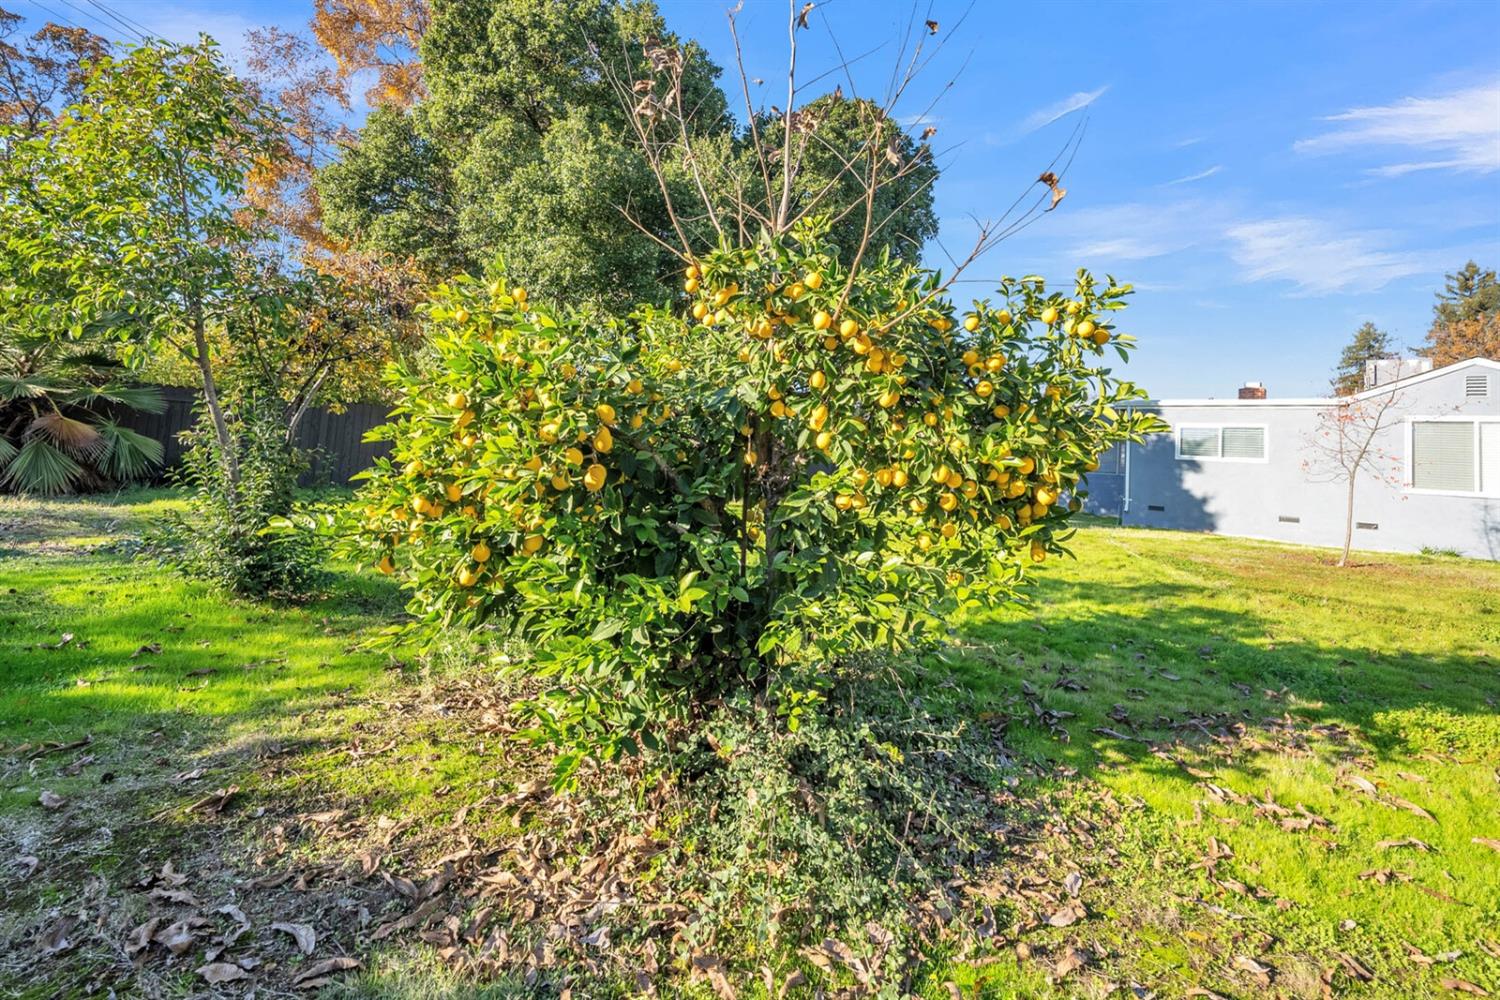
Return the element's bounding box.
[954,572,1499,786]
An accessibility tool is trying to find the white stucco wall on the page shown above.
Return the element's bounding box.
[1119,360,1500,560]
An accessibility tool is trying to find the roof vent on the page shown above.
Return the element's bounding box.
[1238,382,1267,400]
[1466,373,1490,397]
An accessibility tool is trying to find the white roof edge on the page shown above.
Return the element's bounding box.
[1349,356,1499,400]
[1132,398,1333,408]
[1134,357,1500,409]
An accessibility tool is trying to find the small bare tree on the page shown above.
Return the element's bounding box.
[593,0,1079,317]
[1302,389,1405,567]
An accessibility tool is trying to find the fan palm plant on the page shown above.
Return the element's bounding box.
[0,335,166,494]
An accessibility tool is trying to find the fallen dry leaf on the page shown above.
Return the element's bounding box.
[197,962,251,984]
[1046,900,1087,928]
[1233,954,1274,987]
[154,919,197,956]
[291,955,360,987]
[184,785,238,816]
[1471,838,1500,853]
[1053,945,1091,977]
[272,921,317,955]
[1441,979,1490,997]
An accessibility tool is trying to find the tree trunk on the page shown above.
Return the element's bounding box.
[1339,475,1356,568]
[190,304,239,490]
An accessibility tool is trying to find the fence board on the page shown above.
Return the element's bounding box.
[113,385,392,486]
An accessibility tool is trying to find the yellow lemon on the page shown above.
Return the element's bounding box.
[813,310,832,331]
[975,380,993,398]
[522,534,544,554]
[594,426,614,453]
[964,315,979,332]
[839,318,859,339]
[471,541,491,562]
[596,403,617,425]
[584,464,606,491]
[810,370,827,390]
[445,483,462,503]
[446,391,468,409]
[1040,306,1058,325]
[457,568,479,587]
[805,271,824,290]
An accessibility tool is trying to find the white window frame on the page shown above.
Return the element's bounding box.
[1404,415,1500,498]
[1173,423,1270,464]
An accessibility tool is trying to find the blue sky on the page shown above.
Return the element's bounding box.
[13,0,1500,397]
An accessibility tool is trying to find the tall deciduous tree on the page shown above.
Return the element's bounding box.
[0,7,106,136]
[311,0,427,108]
[1425,261,1499,365]
[1332,321,1394,396]
[0,39,385,481]
[313,0,940,307]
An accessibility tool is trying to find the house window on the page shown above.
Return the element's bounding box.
[1176,425,1266,461]
[1410,419,1500,495]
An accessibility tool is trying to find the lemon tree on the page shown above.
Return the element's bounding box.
[352,220,1161,778]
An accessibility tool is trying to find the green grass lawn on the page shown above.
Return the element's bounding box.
[1,490,1496,998]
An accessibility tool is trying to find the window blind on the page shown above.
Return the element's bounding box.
[1481,423,1500,494]
[1179,427,1219,457]
[1412,422,1475,491]
[1221,426,1266,459]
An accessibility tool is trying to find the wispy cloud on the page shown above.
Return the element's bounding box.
[1226,217,1439,294]
[1048,199,1229,262]
[1294,80,1500,176]
[1018,86,1109,134]
[1163,165,1223,186]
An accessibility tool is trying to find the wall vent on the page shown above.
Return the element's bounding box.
[1147,504,1165,512]
[1278,515,1300,524]
[1466,373,1490,397]
[1356,521,1379,531]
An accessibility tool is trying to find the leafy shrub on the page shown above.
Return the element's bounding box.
[350,219,1160,778]
[160,396,326,598]
[658,661,1008,968]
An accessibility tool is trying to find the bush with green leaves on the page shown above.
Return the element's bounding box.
[0,335,164,494]
[159,396,325,598]
[350,219,1161,779]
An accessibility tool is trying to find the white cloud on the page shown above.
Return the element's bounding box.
[1163,165,1223,186]
[1018,86,1109,134]
[1225,217,1438,294]
[1048,199,1229,262]
[1294,81,1500,175]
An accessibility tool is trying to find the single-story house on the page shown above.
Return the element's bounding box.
[1082,356,1500,560]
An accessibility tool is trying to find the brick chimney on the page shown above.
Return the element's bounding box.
[1238,381,1266,400]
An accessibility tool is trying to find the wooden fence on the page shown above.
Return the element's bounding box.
[119,386,393,486]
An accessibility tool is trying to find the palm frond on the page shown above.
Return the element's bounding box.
[61,382,168,414]
[96,420,163,480]
[0,436,17,470]
[58,349,128,372]
[27,411,106,459]
[0,374,60,402]
[1,437,84,494]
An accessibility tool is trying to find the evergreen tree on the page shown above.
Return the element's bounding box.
[1332,321,1394,395]
[1425,261,1500,364]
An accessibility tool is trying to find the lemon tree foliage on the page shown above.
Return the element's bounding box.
[353,221,1160,779]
